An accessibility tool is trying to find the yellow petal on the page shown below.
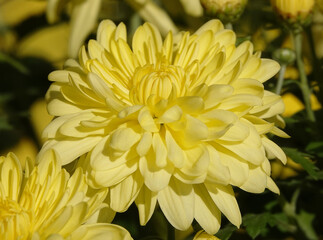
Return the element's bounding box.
[68,0,101,58]
[139,150,173,192]
[152,133,168,168]
[70,223,133,240]
[109,171,144,212]
[138,107,159,132]
[158,177,194,230]
[38,137,101,165]
[205,183,241,228]
[136,132,153,157]
[194,184,221,234]
[165,130,186,168]
[194,19,223,36]
[110,128,141,152]
[240,165,267,193]
[262,137,287,164]
[17,23,69,64]
[135,185,158,225]
[0,153,22,200]
[215,145,249,187]
[206,146,230,185]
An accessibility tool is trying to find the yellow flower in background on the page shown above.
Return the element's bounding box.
[193,230,220,239]
[0,152,133,240]
[46,0,178,58]
[271,0,314,25]
[40,19,287,234]
[200,0,248,22]
[0,0,46,27]
[282,92,322,117]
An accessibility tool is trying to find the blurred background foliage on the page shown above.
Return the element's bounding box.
[1,0,323,239]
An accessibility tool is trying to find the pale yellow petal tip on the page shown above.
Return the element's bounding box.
[267,176,280,194]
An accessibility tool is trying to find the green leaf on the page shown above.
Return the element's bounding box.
[215,224,237,240]
[296,210,318,240]
[242,213,271,239]
[283,147,320,180]
[0,116,13,130]
[306,141,323,158]
[270,213,297,233]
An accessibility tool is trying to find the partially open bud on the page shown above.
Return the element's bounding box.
[271,0,314,27]
[193,230,221,240]
[200,0,248,23]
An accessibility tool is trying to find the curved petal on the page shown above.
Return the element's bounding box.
[135,185,158,225]
[109,171,144,212]
[158,177,194,231]
[194,184,221,234]
[205,183,241,228]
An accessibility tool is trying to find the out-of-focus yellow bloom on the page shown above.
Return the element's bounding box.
[252,28,281,52]
[200,0,248,22]
[0,137,38,169]
[0,0,46,26]
[0,30,16,52]
[46,0,178,58]
[179,0,204,17]
[16,23,69,67]
[0,152,133,240]
[40,19,287,234]
[282,93,322,117]
[193,230,220,239]
[29,99,54,144]
[271,0,314,25]
[271,157,304,179]
[312,10,323,58]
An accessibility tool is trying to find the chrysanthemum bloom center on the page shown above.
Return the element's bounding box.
[0,198,24,219]
[0,198,31,236]
[131,60,185,104]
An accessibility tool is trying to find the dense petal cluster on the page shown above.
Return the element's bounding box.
[271,0,314,24]
[40,19,287,234]
[0,152,132,240]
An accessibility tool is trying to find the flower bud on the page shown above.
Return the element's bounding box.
[200,0,248,23]
[272,48,296,65]
[193,230,221,240]
[271,0,314,27]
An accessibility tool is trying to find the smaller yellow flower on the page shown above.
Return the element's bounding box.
[200,0,248,22]
[271,0,314,25]
[193,230,221,240]
[271,157,303,179]
[0,152,132,240]
[282,93,321,117]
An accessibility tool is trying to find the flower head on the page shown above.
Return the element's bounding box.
[271,0,314,26]
[40,19,288,234]
[200,0,248,23]
[0,152,132,240]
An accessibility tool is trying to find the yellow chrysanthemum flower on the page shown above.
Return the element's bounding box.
[0,152,133,240]
[200,0,248,22]
[40,19,288,234]
[271,0,314,25]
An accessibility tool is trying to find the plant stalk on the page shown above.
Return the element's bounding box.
[292,30,316,122]
[276,64,287,95]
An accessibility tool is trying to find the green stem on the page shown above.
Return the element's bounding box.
[292,30,316,122]
[275,64,287,95]
[0,51,29,74]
